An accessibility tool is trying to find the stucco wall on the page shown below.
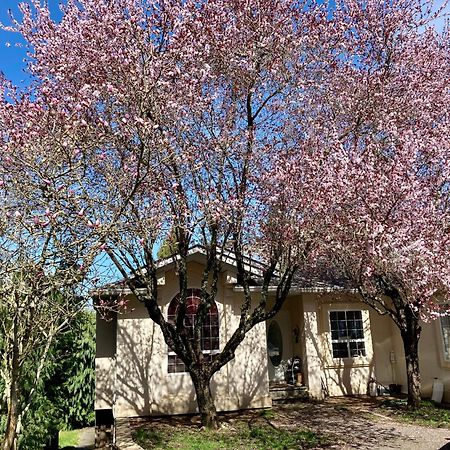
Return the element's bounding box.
[385,318,450,402]
[302,294,325,398]
[418,320,450,401]
[95,314,117,410]
[358,307,450,401]
[96,261,271,418]
[369,310,397,387]
[282,296,304,362]
[300,293,450,402]
[302,293,376,398]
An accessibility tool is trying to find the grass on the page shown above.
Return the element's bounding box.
[133,421,330,450]
[59,429,80,448]
[380,399,450,428]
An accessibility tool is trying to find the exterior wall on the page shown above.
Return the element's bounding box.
[302,294,325,398]
[418,320,450,402]
[386,318,450,402]
[96,261,271,418]
[302,293,376,398]
[354,307,450,402]
[369,310,397,388]
[95,313,117,410]
[300,294,450,402]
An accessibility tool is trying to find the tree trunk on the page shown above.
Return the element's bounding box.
[401,311,422,409]
[2,370,20,450]
[2,313,21,450]
[190,369,218,429]
[2,388,19,450]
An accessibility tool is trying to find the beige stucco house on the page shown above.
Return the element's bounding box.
[95,248,450,425]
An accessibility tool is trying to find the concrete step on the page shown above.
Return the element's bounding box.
[269,383,309,402]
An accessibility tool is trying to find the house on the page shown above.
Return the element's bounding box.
[95,247,450,425]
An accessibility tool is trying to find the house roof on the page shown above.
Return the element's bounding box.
[233,272,352,295]
[92,245,266,296]
[93,246,352,297]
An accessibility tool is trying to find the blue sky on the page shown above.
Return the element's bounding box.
[0,0,61,86]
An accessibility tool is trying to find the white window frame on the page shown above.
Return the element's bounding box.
[329,310,366,359]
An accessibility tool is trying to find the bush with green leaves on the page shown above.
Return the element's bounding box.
[48,310,96,429]
[0,310,95,449]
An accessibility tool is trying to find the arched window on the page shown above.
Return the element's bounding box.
[167,288,219,373]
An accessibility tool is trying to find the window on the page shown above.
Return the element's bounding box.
[440,316,450,361]
[167,289,219,373]
[329,310,366,358]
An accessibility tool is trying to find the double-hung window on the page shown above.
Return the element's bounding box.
[329,310,366,358]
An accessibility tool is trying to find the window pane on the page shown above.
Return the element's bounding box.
[338,320,349,338]
[210,325,219,338]
[210,315,219,327]
[349,341,366,357]
[353,328,364,339]
[332,342,349,358]
[168,355,186,373]
[210,337,219,351]
[202,338,211,351]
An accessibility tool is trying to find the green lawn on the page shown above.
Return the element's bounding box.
[59,429,80,448]
[133,421,329,450]
[380,399,450,428]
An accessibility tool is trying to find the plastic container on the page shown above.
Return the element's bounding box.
[369,379,377,397]
[431,378,444,404]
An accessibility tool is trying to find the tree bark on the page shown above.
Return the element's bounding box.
[189,369,218,429]
[2,384,19,450]
[400,311,422,409]
[2,313,20,450]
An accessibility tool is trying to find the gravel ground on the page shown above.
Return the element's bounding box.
[273,397,450,450]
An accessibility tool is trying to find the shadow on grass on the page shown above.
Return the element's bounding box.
[132,408,331,450]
